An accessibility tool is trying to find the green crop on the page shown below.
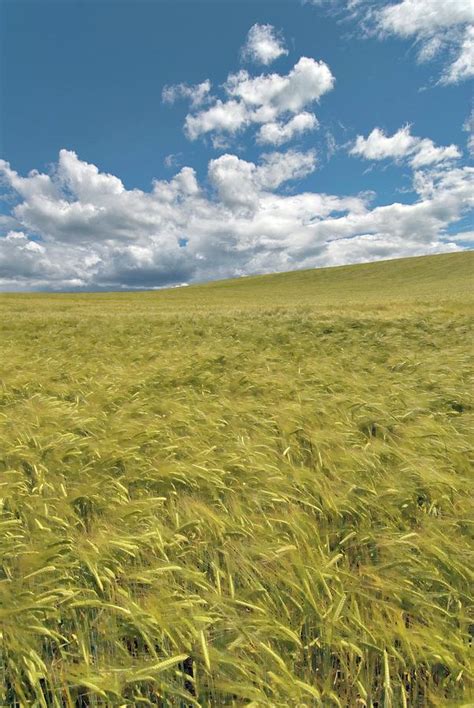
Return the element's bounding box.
[0,251,472,706]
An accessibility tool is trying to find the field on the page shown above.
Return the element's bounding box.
[0,251,473,706]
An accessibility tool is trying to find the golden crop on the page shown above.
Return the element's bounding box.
[0,252,472,706]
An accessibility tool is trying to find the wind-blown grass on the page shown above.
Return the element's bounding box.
[0,252,473,706]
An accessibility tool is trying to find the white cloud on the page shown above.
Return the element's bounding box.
[463,110,474,156]
[0,230,92,289]
[257,112,318,145]
[0,214,21,236]
[372,0,474,83]
[256,149,317,189]
[185,99,249,140]
[322,233,458,266]
[310,0,474,84]
[351,126,417,160]
[225,58,334,113]
[351,126,461,168]
[56,149,125,201]
[450,229,474,241]
[409,139,461,168]
[376,0,473,37]
[163,25,334,147]
[207,154,259,210]
[468,134,474,156]
[0,159,60,200]
[208,149,317,211]
[441,25,474,84]
[164,153,183,169]
[241,24,288,65]
[162,80,211,107]
[183,57,334,142]
[0,150,472,290]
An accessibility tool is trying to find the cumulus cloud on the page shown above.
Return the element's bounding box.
[351,126,461,168]
[351,126,417,160]
[0,230,94,290]
[256,112,318,145]
[182,57,334,142]
[0,149,472,290]
[185,99,249,140]
[225,58,334,114]
[241,24,288,65]
[208,150,317,210]
[163,26,334,146]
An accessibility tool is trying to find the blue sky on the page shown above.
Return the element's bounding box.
[0,0,472,290]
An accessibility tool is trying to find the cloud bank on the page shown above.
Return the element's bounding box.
[0,149,471,290]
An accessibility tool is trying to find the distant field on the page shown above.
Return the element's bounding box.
[0,251,473,706]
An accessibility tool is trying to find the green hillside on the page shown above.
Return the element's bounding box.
[0,252,473,706]
[2,250,472,313]
[172,250,474,307]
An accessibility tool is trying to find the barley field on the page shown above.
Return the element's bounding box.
[0,251,473,707]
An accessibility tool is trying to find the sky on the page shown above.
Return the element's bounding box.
[0,0,472,291]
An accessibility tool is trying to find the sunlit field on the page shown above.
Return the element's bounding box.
[0,251,473,706]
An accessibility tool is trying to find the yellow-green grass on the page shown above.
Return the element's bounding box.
[0,251,473,706]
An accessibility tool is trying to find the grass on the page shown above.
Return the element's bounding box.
[0,251,473,706]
